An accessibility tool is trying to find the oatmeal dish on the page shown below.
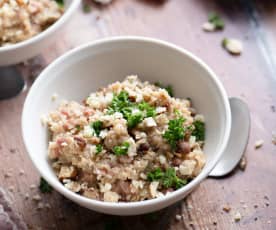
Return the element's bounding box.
[46,76,206,202]
[0,0,64,46]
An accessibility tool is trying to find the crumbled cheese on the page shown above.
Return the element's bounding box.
[149,181,159,198]
[202,22,215,32]
[58,166,77,179]
[132,180,144,189]
[64,181,81,193]
[103,191,120,202]
[99,129,108,139]
[100,183,112,193]
[156,106,167,114]
[143,117,157,127]
[159,155,167,165]
[127,138,137,157]
[179,160,196,176]
[60,142,68,147]
[83,125,93,138]
[255,139,264,149]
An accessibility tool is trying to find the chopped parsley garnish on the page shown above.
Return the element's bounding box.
[108,91,156,128]
[155,82,174,97]
[208,12,224,30]
[192,120,205,141]
[82,3,91,13]
[147,168,164,181]
[147,168,187,189]
[113,142,130,156]
[96,144,103,154]
[55,0,64,7]
[91,121,103,137]
[108,91,132,114]
[125,112,143,128]
[163,116,186,150]
[138,101,157,117]
[39,177,53,193]
[75,125,81,131]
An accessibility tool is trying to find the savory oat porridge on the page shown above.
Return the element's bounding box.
[45,76,206,202]
[0,0,64,46]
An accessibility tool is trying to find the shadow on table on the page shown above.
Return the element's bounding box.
[58,195,181,230]
[193,0,276,18]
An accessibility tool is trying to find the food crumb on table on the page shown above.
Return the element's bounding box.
[254,139,264,149]
[202,22,215,32]
[272,132,276,145]
[32,194,42,202]
[222,205,231,213]
[239,156,247,171]
[30,184,37,190]
[222,38,243,55]
[24,193,29,200]
[8,186,14,192]
[175,214,182,221]
[233,212,242,222]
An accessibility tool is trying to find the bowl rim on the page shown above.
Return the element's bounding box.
[22,36,231,210]
[0,0,80,52]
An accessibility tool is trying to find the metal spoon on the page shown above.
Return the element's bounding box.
[0,66,25,100]
[209,98,250,177]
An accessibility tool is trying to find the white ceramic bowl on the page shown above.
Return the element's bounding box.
[0,0,80,66]
[22,37,231,215]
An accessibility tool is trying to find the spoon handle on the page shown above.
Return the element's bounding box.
[0,66,25,100]
[209,97,250,177]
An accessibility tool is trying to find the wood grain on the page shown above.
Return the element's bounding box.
[0,0,275,229]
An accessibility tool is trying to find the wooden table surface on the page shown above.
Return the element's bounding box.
[0,0,275,229]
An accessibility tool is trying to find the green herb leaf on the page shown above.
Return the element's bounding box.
[108,91,156,128]
[82,3,91,13]
[138,101,156,117]
[155,82,174,97]
[113,142,130,156]
[108,91,132,114]
[96,144,103,154]
[147,168,187,189]
[91,121,103,137]
[39,177,53,193]
[192,120,205,141]
[222,38,229,48]
[55,0,64,7]
[126,112,143,128]
[163,117,186,150]
[208,12,224,30]
[75,125,81,131]
[147,168,164,181]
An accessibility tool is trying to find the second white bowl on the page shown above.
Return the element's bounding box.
[0,0,80,66]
